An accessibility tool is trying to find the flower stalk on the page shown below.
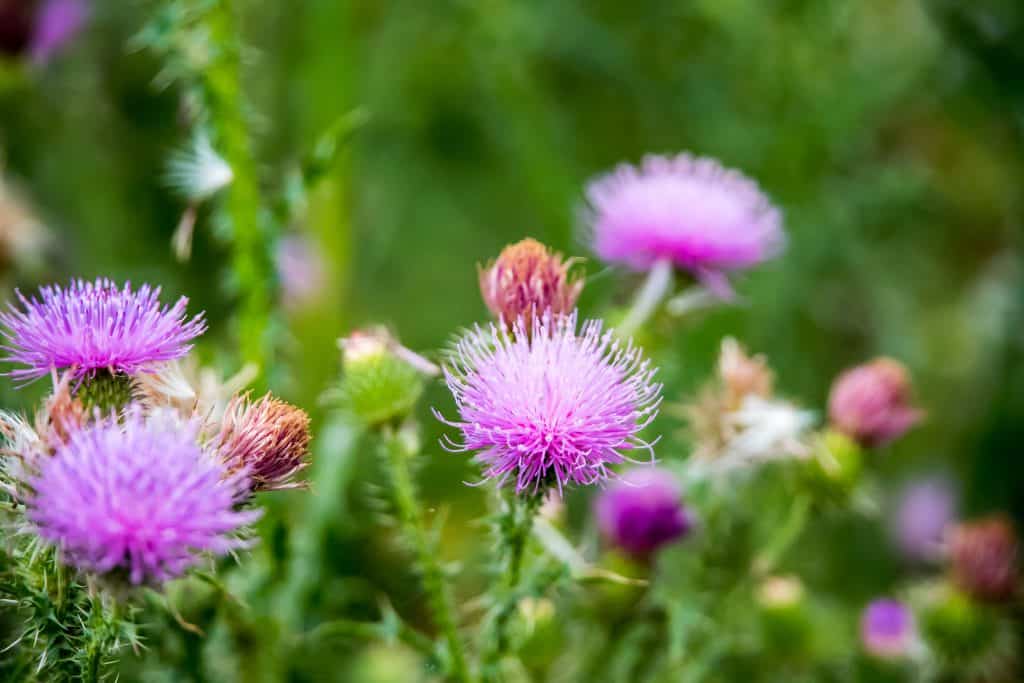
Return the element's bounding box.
[380,424,471,683]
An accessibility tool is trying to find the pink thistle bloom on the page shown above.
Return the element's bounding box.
[0,278,206,383]
[27,408,260,585]
[596,467,692,558]
[828,358,922,448]
[861,599,915,659]
[436,312,662,494]
[584,153,784,297]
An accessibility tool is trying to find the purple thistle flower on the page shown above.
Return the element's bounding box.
[0,278,206,383]
[596,467,692,558]
[584,153,784,298]
[27,408,260,585]
[891,476,957,564]
[30,0,88,65]
[861,599,914,659]
[436,312,662,494]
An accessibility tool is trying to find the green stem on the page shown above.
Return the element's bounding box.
[482,491,543,677]
[201,1,273,374]
[381,428,471,683]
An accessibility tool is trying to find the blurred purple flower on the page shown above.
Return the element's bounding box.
[28,408,259,584]
[0,278,206,382]
[0,0,87,63]
[596,467,692,558]
[584,153,784,298]
[276,234,327,310]
[861,599,914,659]
[891,476,957,563]
[30,0,87,64]
[828,358,922,448]
[436,312,662,494]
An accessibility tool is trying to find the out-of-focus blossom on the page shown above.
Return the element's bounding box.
[215,393,311,492]
[861,599,915,659]
[584,153,784,298]
[828,358,922,448]
[0,179,49,271]
[757,575,805,609]
[596,467,692,558]
[478,238,582,333]
[891,476,958,564]
[275,233,327,311]
[0,278,206,383]
[437,312,661,494]
[0,0,87,64]
[330,327,434,426]
[27,408,259,585]
[948,516,1018,603]
[684,338,812,471]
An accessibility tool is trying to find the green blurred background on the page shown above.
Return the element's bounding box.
[2,1,1023,680]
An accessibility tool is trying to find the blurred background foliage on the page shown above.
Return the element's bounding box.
[1,0,1023,681]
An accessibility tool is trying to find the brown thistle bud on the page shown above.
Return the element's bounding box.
[828,358,922,448]
[478,238,582,332]
[948,516,1019,603]
[215,393,312,492]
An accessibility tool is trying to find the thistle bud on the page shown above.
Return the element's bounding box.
[331,328,431,426]
[916,583,1013,676]
[757,576,810,655]
[478,238,582,333]
[216,393,312,492]
[948,516,1018,603]
[860,599,914,659]
[828,358,922,448]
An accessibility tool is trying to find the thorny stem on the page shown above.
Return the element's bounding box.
[482,490,544,677]
[381,427,471,683]
[201,1,274,374]
[617,258,674,339]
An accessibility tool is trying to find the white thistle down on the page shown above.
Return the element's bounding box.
[165,132,234,202]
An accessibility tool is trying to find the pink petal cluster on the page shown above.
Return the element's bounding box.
[28,408,259,584]
[828,358,922,448]
[437,312,661,494]
[0,278,206,382]
[584,153,784,296]
[861,599,914,659]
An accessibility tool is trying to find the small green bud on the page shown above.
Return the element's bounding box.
[757,576,812,655]
[329,328,430,426]
[916,582,1015,676]
[810,429,863,490]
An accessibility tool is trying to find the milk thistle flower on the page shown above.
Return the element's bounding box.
[0,278,206,383]
[584,153,784,298]
[437,312,662,494]
[861,599,915,659]
[478,238,582,333]
[596,467,692,558]
[215,393,312,492]
[27,408,259,585]
[828,358,922,448]
[948,516,1019,603]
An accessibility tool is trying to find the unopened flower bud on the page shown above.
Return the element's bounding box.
[948,516,1018,603]
[478,238,582,333]
[810,429,863,491]
[595,467,693,559]
[828,358,922,448]
[916,583,1011,674]
[861,599,914,659]
[216,393,311,492]
[332,328,429,426]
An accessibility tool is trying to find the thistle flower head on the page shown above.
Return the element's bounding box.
[891,476,957,564]
[27,407,259,585]
[828,358,922,448]
[215,393,311,492]
[0,278,206,383]
[478,238,582,332]
[437,312,662,494]
[861,599,914,659]
[595,467,692,557]
[29,0,87,64]
[584,153,784,297]
[948,516,1018,603]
